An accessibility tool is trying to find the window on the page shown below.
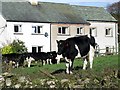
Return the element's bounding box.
[105,28,113,37]
[14,25,22,33]
[77,27,84,35]
[32,26,43,34]
[32,46,43,53]
[106,47,110,53]
[58,27,69,35]
[90,27,97,37]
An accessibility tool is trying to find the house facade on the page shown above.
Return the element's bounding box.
[72,5,118,54]
[0,0,118,55]
[0,0,51,52]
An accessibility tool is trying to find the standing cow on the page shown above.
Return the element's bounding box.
[56,35,96,74]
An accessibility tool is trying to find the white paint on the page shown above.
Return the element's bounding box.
[89,21,118,54]
[0,21,51,52]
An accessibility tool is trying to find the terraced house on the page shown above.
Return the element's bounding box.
[0,0,118,54]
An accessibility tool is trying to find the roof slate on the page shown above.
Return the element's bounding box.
[72,5,117,22]
[1,2,48,22]
[36,2,89,24]
[0,0,117,24]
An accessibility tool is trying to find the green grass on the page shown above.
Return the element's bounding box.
[11,55,118,80]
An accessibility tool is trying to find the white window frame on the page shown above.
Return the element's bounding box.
[105,27,113,37]
[77,27,84,35]
[14,24,22,34]
[32,25,43,34]
[58,27,69,35]
[90,27,97,37]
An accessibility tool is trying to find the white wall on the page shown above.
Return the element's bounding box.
[0,15,7,47]
[0,21,51,52]
[89,21,118,53]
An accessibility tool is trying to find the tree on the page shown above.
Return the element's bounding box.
[107,1,120,42]
[2,39,27,54]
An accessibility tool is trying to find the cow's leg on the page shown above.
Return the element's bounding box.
[56,55,62,64]
[89,45,95,69]
[47,59,49,64]
[83,58,88,70]
[43,60,46,65]
[69,59,74,74]
[16,62,19,68]
[65,58,73,74]
[49,59,52,64]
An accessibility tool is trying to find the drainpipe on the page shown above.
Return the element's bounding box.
[0,50,2,74]
[50,23,52,52]
[115,22,118,54]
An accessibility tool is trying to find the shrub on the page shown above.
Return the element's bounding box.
[2,39,27,54]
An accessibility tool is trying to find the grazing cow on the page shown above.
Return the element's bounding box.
[25,52,49,67]
[56,35,96,74]
[25,51,58,67]
[47,51,57,64]
[2,53,25,68]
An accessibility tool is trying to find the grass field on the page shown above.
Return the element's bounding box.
[12,55,118,79]
[2,54,118,88]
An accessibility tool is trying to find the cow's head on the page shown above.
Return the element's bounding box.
[56,40,68,55]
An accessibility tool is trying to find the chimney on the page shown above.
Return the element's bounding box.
[28,0,38,5]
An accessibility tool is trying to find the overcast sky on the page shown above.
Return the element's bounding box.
[38,0,119,7]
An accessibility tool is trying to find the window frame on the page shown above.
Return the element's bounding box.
[105,27,113,37]
[57,26,70,35]
[89,27,97,37]
[77,27,84,35]
[32,25,43,35]
[14,24,23,35]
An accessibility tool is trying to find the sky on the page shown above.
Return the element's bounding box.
[38,0,120,7]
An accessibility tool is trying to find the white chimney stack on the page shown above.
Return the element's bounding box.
[28,0,38,5]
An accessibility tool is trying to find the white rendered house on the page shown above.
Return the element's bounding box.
[0,1,51,52]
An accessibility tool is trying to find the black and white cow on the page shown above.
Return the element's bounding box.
[56,35,96,74]
[2,53,25,68]
[25,51,58,67]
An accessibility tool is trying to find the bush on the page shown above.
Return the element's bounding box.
[2,39,27,54]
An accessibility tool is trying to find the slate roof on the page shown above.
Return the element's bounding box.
[0,0,117,24]
[72,5,117,22]
[0,1,48,23]
[0,1,89,24]
[36,2,89,24]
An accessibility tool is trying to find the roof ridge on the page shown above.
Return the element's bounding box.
[38,1,70,6]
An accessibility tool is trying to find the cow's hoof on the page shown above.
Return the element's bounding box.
[66,71,73,74]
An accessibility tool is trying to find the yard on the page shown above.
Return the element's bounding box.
[1,55,119,88]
